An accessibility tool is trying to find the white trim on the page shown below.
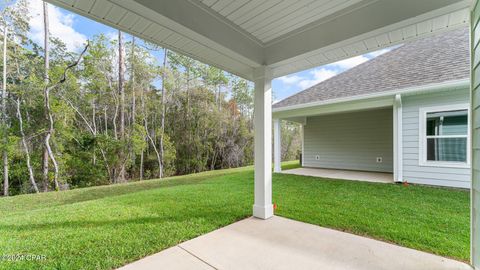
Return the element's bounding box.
[469,4,475,265]
[301,124,305,166]
[273,79,470,113]
[274,98,393,120]
[418,103,471,169]
[393,94,403,182]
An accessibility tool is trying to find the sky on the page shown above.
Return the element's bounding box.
[25,0,394,102]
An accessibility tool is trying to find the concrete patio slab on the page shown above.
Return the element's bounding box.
[282,167,393,183]
[118,216,471,270]
[118,246,214,270]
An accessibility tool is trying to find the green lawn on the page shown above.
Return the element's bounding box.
[0,161,470,269]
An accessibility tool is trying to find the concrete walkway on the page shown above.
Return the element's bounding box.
[118,216,471,270]
[282,167,393,183]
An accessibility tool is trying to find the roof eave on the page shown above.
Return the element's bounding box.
[272,78,470,116]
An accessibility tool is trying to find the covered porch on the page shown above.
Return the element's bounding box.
[273,104,398,182]
[45,0,479,268]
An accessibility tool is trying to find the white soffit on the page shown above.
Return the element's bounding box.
[195,0,366,44]
[46,0,470,80]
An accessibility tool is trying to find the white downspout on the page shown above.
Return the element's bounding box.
[273,118,282,173]
[393,94,403,182]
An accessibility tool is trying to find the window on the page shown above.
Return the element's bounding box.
[419,105,470,167]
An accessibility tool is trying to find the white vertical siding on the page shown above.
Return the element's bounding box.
[303,108,393,172]
[402,88,471,188]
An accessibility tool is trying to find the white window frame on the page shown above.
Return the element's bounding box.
[418,103,471,168]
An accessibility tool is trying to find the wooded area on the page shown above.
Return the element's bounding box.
[0,0,301,196]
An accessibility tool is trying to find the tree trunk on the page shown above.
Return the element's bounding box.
[118,30,126,183]
[92,99,97,165]
[42,3,49,192]
[139,147,144,180]
[2,26,8,196]
[130,36,136,177]
[159,48,168,178]
[104,106,108,136]
[16,98,39,193]
[43,2,59,190]
[141,84,162,178]
[131,37,136,125]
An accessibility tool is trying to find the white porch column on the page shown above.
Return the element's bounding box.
[253,66,274,220]
[273,118,282,173]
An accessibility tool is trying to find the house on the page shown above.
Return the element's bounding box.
[273,27,470,189]
[43,1,480,267]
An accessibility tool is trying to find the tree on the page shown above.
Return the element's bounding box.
[1,23,7,196]
[0,1,259,195]
[159,48,168,178]
[281,122,301,161]
[42,2,61,190]
[15,98,38,192]
[117,30,126,183]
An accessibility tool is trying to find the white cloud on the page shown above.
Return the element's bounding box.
[366,47,393,58]
[105,31,119,42]
[330,55,369,70]
[326,47,395,70]
[275,46,397,98]
[28,0,87,52]
[298,68,337,89]
[293,47,395,89]
[277,74,302,85]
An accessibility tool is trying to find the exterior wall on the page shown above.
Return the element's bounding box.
[303,108,393,172]
[402,88,471,188]
[472,3,480,266]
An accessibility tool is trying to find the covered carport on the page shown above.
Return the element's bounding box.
[45,0,479,268]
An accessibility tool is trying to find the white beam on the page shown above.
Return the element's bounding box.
[253,66,273,220]
[282,116,307,125]
[393,94,403,182]
[131,0,263,65]
[273,119,282,173]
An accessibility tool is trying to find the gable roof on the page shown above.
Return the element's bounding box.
[273,27,470,109]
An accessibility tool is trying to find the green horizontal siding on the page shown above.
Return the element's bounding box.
[303,108,393,173]
[471,1,480,266]
[402,89,470,189]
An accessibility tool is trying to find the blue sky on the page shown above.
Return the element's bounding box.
[26,0,393,102]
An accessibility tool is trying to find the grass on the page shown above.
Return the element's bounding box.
[273,173,470,262]
[0,160,470,269]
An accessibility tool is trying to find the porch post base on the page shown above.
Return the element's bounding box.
[253,204,274,220]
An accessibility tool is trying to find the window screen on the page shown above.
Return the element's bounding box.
[425,110,468,162]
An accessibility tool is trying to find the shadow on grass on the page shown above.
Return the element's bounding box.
[1,209,252,232]
[0,169,253,214]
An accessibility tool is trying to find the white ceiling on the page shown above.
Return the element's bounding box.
[196,0,366,44]
[46,0,471,80]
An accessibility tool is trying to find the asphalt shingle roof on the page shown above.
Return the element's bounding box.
[273,27,470,109]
